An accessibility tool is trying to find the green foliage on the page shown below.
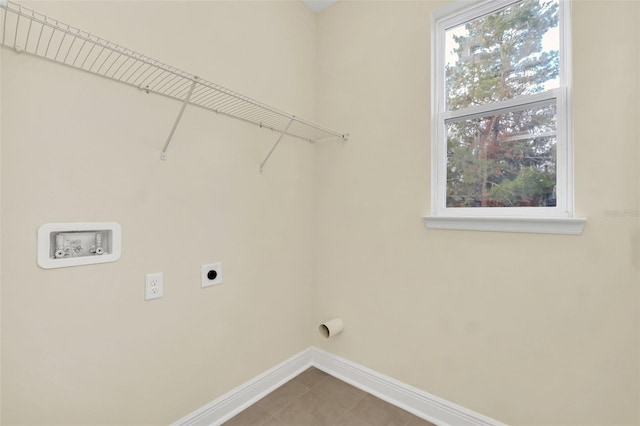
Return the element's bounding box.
[445,0,559,208]
[489,167,556,207]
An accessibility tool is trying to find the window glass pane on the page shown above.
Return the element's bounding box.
[445,0,559,111]
[446,102,557,208]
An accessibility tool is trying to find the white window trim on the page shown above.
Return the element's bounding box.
[424,0,586,235]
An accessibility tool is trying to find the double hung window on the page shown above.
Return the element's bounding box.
[426,0,585,234]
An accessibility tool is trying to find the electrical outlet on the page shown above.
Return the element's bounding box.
[145,272,163,300]
[201,263,222,288]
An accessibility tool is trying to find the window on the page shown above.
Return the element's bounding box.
[425,0,585,234]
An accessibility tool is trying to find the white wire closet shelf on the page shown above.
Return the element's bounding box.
[0,0,348,167]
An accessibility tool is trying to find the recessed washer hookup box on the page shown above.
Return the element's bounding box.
[37,222,121,269]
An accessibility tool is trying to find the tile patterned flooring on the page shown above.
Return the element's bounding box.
[222,367,436,426]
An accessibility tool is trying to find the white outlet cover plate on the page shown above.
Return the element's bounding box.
[201,262,222,288]
[145,272,163,300]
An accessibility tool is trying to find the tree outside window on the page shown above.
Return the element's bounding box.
[445,0,560,209]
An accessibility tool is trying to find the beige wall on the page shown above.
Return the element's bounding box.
[1,1,317,424]
[314,1,640,425]
[2,0,639,425]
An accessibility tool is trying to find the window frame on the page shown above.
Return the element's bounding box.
[425,0,586,234]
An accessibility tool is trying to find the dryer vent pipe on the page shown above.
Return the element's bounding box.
[319,318,344,339]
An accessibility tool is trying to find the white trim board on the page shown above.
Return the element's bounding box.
[423,215,586,235]
[310,348,505,426]
[171,347,506,426]
[171,348,313,426]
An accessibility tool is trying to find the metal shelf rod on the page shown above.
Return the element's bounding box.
[161,79,198,160]
[260,118,295,174]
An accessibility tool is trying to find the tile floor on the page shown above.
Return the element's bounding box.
[222,367,436,426]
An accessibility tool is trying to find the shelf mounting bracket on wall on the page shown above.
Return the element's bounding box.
[161,78,198,160]
[259,117,294,174]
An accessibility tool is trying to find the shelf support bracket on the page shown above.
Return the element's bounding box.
[161,78,198,160]
[259,117,295,174]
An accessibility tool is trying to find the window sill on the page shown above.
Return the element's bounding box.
[423,216,586,235]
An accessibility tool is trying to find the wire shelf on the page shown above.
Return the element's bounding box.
[0,0,348,154]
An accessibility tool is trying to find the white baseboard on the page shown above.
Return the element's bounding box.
[309,347,506,426]
[172,346,506,426]
[171,348,314,426]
